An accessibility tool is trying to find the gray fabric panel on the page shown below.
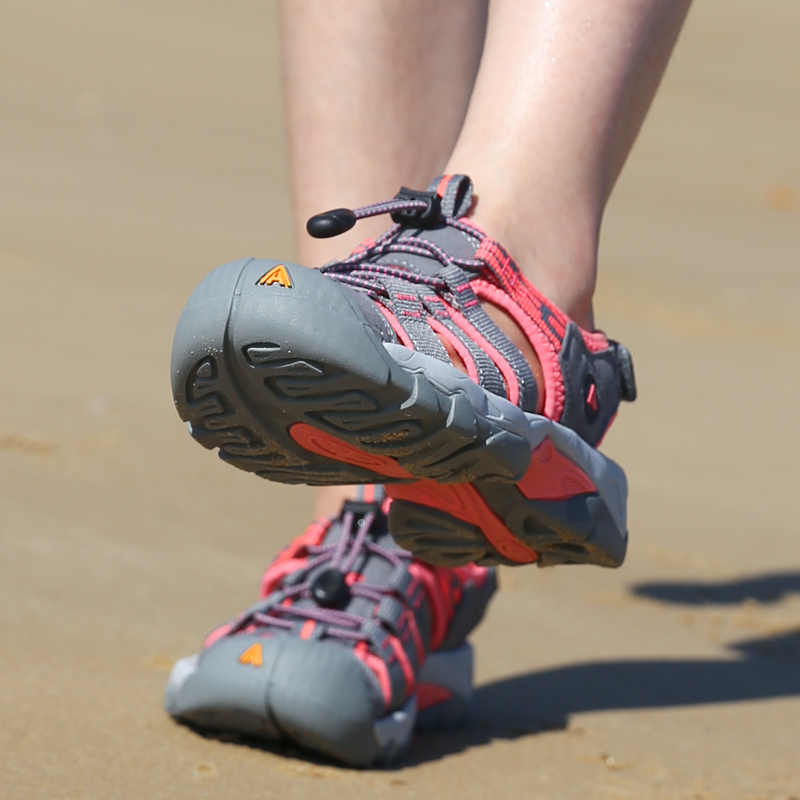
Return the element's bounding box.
[373,220,480,276]
[383,277,451,362]
[558,322,622,446]
[440,264,539,412]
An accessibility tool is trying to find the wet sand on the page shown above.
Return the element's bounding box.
[2,2,799,797]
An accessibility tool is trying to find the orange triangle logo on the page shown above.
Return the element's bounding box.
[257,264,292,288]
[238,642,263,667]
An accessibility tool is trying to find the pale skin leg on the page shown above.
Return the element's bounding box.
[281,0,489,268]
[280,0,692,518]
[281,0,489,517]
[448,0,693,331]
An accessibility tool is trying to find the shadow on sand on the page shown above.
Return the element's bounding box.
[402,625,800,765]
[631,571,800,606]
[401,572,800,766]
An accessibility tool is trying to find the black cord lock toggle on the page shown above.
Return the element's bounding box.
[310,568,351,610]
[390,188,442,228]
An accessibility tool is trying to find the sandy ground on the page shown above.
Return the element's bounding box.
[2,2,799,798]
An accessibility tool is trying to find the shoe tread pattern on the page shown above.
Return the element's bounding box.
[390,480,624,569]
[172,259,532,486]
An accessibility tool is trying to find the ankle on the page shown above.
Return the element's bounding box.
[463,187,600,331]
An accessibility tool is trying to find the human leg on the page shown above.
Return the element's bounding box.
[281,0,488,268]
[446,0,693,329]
[286,0,692,514]
[280,0,489,518]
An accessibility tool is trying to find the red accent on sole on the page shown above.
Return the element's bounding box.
[287,425,579,564]
[288,423,413,480]
[387,481,539,564]
[417,683,453,711]
[516,438,597,501]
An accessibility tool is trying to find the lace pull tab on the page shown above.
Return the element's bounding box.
[307,207,357,239]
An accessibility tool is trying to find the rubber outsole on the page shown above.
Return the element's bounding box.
[387,483,626,568]
[172,258,629,567]
[172,258,533,486]
[165,641,475,767]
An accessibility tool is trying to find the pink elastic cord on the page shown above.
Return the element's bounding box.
[470,278,565,421]
[438,298,521,406]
